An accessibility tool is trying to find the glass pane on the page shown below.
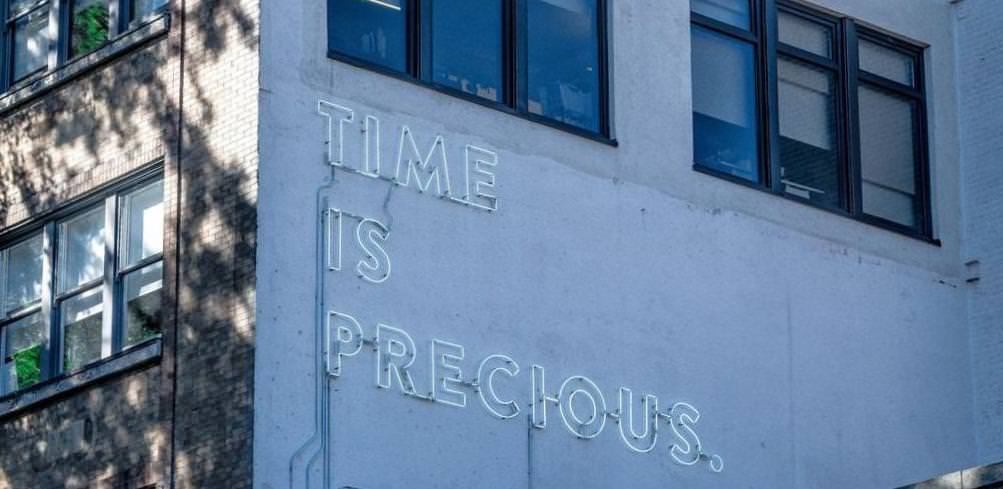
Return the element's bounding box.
[12,8,50,81]
[59,206,106,292]
[10,0,40,16]
[691,0,750,30]
[691,27,759,182]
[779,11,831,58]
[859,84,920,228]
[859,39,915,87]
[3,313,45,392]
[4,234,43,314]
[71,0,110,58]
[131,0,168,20]
[778,57,840,208]
[123,262,163,348]
[431,0,503,102]
[329,0,407,72]
[527,0,601,132]
[120,180,164,268]
[62,288,104,372]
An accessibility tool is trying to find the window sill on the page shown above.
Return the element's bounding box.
[0,13,170,117]
[0,339,161,420]
[692,164,941,246]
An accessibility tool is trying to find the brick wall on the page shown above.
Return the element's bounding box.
[0,0,260,487]
[956,0,1003,465]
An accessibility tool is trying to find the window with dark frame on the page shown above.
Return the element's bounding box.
[327,0,611,138]
[0,175,164,397]
[0,0,169,93]
[690,0,933,239]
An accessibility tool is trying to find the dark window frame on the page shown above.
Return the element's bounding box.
[0,167,164,397]
[0,0,167,93]
[691,0,935,242]
[326,0,615,143]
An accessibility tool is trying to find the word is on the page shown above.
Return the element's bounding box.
[326,308,725,473]
[318,100,499,212]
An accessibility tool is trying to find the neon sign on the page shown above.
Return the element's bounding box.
[327,309,725,473]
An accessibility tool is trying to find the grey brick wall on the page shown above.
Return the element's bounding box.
[956,0,1003,465]
[0,0,260,487]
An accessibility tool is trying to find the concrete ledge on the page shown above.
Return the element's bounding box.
[0,340,161,419]
[896,461,1003,489]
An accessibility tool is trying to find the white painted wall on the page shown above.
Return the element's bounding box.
[254,1,980,488]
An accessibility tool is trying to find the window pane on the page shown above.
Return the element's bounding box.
[120,180,164,268]
[4,234,43,314]
[329,0,407,72]
[526,0,601,133]
[123,262,163,348]
[132,0,168,20]
[691,27,759,182]
[62,288,104,372]
[859,84,920,228]
[71,0,110,58]
[859,39,915,87]
[778,58,840,207]
[12,8,49,81]
[59,207,106,292]
[691,0,750,30]
[10,0,40,16]
[3,313,45,392]
[431,0,503,102]
[778,11,831,58]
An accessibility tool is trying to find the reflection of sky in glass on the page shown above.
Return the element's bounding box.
[122,181,164,267]
[124,262,163,347]
[59,207,105,292]
[4,234,43,314]
[431,0,503,102]
[526,0,600,132]
[132,0,169,20]
[13,9,49,81]
[329,0,407,72]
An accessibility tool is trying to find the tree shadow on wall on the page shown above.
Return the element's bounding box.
[0,1,258,488]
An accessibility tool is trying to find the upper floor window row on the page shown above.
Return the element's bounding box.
[0,175,164,397]
[691,0,933,239]
[328,0,611,138]
[1,0,168,92]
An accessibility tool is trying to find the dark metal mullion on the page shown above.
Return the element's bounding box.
[913,50,933,237]
[514,0,527,113]
[596,0,610,137]
[117,252,163,278]
[502,0,515,108]
[857,71,922,98]
[842,19,863,218]
[777,44,837,70]
[406,0,420,78]
[830,17,850,212]
[762,0,779,190]
[691,14,758,44]
[1,0,8,91]
[3,303,43,324]
[417,0,431,82]
[54,276,103,301]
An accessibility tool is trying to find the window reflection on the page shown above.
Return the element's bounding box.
[691,26,759,182]
[62,288,104,372]
[329,0,408,72]
[58,207,106,292]
[71,0,110,59]
[431,0,503,102]
[12,8,49,82]
[526,0,600,132]
[778,57,841,208]
[3,313,44,392]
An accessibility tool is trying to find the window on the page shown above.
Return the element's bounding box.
[328,0,611,138]
[690,0,933,238]
[0,0,169,92]
[0,176,164,397]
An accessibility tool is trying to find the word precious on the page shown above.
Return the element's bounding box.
[326,308,725,473]
[318,99,499,212]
